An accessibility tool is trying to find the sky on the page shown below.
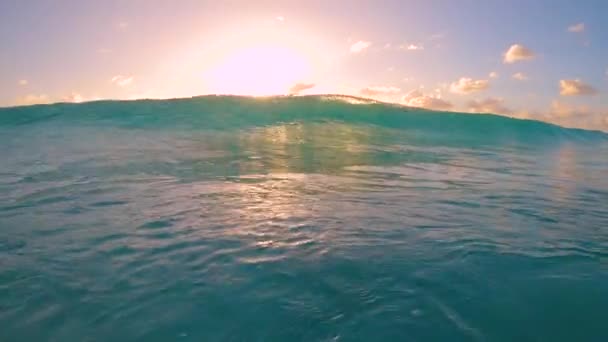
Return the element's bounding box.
[1,0,607,130]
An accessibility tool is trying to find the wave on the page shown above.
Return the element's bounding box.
[1,95,606,147]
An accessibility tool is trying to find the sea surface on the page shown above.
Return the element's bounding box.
[1,95,608,341]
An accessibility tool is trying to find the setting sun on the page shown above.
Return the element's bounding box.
[205,44,313,96]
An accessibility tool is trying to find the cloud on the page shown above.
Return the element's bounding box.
[512,72,528,81]
[360,86,401,97]
[489,72,499,78]
[400,43,424,51]
[276,16,285,22]
[62,92,85,103]
[16,94,51,106]
[402,89,453,111]
[543,101,608,131]
[18,79,28,86]
[467,97,512,114]
[111,75,134,87]
[559,79,597,96]
[547,101,589,119]
[503,44,535,63]
[350,41,371,53]
[508,100,608,132]
[450,77,490,94]
[512,100,608,131]
[117,22,128,29]
[63,92,102,103]
[288,82,315,95]
[14,92,99,106]
[568,23,585,33]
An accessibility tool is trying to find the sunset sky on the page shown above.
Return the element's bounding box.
[1,0,607,130]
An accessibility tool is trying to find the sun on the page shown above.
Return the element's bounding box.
[160,23,327,98]
[205,44,312,96]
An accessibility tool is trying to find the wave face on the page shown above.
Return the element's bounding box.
[1,95,608,340]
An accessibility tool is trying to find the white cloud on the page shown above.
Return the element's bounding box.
[512,101,608,131]
[489,72,499,78]
[18,79,28,86]
[503,44,535,63]
[450,77,490,94]
[14,92,100,106]
[543,101,608,131]
[276,16,285,22]
[111,75,134,87]
[547,101,589,119]
[63,93,102,103]
[360,86,401,97]
[400,43,424,51]
[288,82,315,95]
[16,94,51,106]
[350,41,371,53]
[559,79,597,96]
[568,23,585,33]
[468,97,512,114]
[402,89,453,111]
[512,72,528,81]
[62,92,85,103]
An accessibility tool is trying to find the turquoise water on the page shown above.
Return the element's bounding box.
[1,95,608,341]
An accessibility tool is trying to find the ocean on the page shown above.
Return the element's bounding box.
[1,95,607,341]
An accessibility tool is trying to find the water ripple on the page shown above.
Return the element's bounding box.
[1,117,607,340]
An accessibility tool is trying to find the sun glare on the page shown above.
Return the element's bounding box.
[206,45,312,96]
[158,23,328,98]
